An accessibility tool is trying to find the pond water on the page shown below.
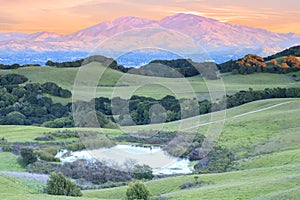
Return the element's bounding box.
[55,144,193,175]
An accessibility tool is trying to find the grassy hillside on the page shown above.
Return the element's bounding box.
[0,98,299,199]
[0,174,99,200]
[1,64,300,199]
[0,126,122,143]
[83,164,300,199]
[0,63,299,101]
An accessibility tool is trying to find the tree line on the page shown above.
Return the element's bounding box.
[218,54,300,74]
[2,73,300,127]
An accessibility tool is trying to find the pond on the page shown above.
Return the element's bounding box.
[55,144,193,175]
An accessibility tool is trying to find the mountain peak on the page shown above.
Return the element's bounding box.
[112,16,157,27]
[161,13,217,23]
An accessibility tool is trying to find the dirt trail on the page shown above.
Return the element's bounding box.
[185,101,292,131]
[0,171,49,184]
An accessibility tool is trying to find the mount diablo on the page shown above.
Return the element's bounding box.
[0,13,299,65]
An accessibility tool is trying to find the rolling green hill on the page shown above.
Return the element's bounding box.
[0,98,299,199]
[1,61,300,199]
[0,63,300,102]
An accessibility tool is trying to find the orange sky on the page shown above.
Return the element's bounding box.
[0,0,300,34]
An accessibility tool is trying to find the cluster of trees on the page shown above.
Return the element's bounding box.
[136,59,219,79]
[236,54,267,68]
[46,55,219,79]
[114,87,300,126]
[282,55,300,69]
[39,82,72,98]
[224,87,300,109]
[2,74,300,128]
[18,148,37,166]
[218,54,300,74]
[59,159,154,184]
[0,63,40,70]
[0,74,72,125]
[0,74,28,86]
[46,55,130,73]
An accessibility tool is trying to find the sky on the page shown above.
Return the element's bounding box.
[0,0,300,34]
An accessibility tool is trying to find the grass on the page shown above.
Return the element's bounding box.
[83,164,300,199]
[0,98,299,199]
[0,152,25,172]
[0,126,122,143]
[0,174,38,195]
[235,149,300,170]
[1,65,300,199]
[1,164,298,200]
[1,63,300,101]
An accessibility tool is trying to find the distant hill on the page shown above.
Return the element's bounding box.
[217,46,300,74]
[264,45,300,61]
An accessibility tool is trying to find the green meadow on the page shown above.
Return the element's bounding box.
[0,63,299,101]
[0,63,300,199]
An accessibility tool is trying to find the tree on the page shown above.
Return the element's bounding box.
[45,173,82,196]
[270,59,278,66]
[6,111,26,125]
[126,181,151,200]
[132,164,154,180]
[20,148,37,166]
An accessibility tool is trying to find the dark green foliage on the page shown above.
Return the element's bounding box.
[66,142,85,151]
[94,97,112,115]
[49,130,79,139]
[60,159,132,184]
[45,173,82,196]
[37,147,60,162]
[132,164,154,180]
[180,178,212,189]
[41,82,72,98]
[0,74,28,86]
[19,148,37,166]
[42,117,74,128]
[0,74,71,126]
[27,161,58,174]
[126,181,151,200]
[180,182,197,189]
[195,146,234,173]
[45,55,129,72]
[136,59,219,79]
[115,131,177,145]
[5,111,26,125]
[0,63,40,70]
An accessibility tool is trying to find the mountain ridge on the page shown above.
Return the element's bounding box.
[0,13,299,65]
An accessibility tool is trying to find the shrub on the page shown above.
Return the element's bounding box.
[42,117,74,128]
[37,147,60,162]
[19,148,37,166]
[126,181,151,200]
[66,142,85,151]
[60,159,132,184]
[180,182,196,189]
[45,173,82,196]
[27,161,58,174]
[5,111,26,125]
[132,164,154,180]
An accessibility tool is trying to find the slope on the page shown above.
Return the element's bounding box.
[1,63,300,102]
